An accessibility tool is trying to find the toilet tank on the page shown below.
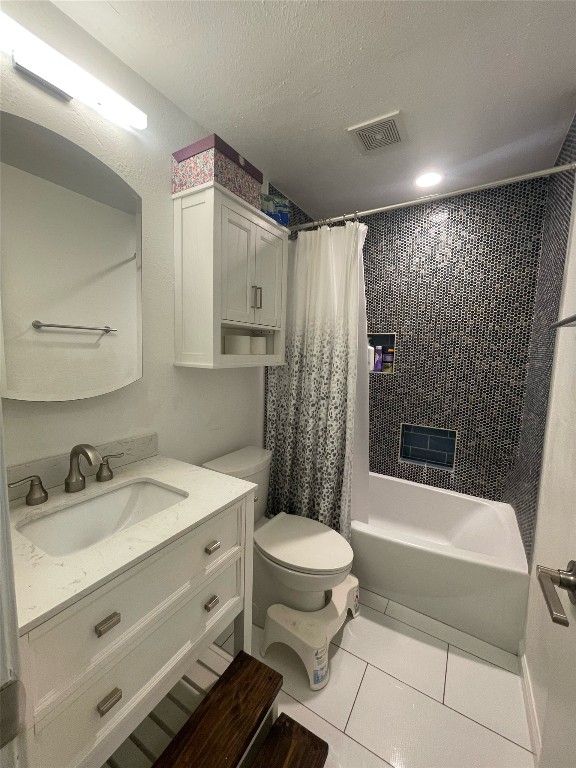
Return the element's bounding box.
[203,446,272,522]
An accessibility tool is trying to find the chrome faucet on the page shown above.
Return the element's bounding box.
[65,444,103,493]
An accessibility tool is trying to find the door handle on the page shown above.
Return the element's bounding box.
[537,560,576,626]
[256,286,263,309]
[251,285,258,309]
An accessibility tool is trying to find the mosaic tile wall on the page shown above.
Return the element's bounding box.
[363,179,549,503]
[503,113,576,561]
[268,135,576,559]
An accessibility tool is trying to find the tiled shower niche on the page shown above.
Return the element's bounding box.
[400,424,457,470]
[368,333,396,373]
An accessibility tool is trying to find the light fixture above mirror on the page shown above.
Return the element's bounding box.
[0,11,147,130]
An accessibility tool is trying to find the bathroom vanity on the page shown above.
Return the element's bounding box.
[9,456,254,768]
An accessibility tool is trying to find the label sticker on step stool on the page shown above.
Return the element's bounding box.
[313,643,328,685]
[353,586,360,617]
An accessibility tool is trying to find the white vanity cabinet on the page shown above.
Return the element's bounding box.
[174,181,289,368]
[18,497,252,768]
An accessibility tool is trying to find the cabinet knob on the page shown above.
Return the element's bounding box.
[94,611,121,637]
[204,540,221,555]
[97,687,122,717]
[204,595,220,612]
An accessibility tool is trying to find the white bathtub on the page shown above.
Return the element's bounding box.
[351,473,529,653]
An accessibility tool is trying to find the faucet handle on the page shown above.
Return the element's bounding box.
[96,453,124,483]
[8,475,48,506]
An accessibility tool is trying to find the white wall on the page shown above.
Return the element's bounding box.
[0,1,264,466]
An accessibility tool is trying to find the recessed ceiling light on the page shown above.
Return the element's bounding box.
[415,172,443,188]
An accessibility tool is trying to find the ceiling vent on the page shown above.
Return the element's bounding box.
[347,111,405,154]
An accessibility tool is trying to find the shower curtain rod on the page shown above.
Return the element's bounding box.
[289,161,576,232]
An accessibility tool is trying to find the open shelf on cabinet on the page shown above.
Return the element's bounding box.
[219,323,284,367]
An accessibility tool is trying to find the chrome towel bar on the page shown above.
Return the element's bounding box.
[32,320,117,333]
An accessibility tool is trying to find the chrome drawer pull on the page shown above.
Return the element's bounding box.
[204,540,221,555]
[94,611,121,637]
[204,595,220,612]
[97,687,122,717]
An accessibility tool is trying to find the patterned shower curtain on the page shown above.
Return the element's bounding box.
[266,221,368,540]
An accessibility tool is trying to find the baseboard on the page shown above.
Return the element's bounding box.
[519,641,541,760]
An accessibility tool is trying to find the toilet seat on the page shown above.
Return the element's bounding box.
[254,512,353,576]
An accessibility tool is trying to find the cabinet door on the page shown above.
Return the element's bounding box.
[221,207,256,323]
[254,227,283,328]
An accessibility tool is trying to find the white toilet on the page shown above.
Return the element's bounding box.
[203,445,359,689]
[202,446,354,623]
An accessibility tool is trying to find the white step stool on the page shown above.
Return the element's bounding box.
[260,574,360,690]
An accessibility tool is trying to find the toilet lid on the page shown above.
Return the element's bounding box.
[254,512,353,575]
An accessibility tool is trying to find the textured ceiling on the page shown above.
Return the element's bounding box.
[54,0,576,218]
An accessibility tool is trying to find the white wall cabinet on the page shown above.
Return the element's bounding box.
[254,226,283,328]
[19,498,252,768]
[174,181,289,368]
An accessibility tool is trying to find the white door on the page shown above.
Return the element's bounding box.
[525,185,576,768]
[221,206,256,324]
[254,227,283,328]
[0,402,26,767]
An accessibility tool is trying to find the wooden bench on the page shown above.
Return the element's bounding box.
[251,712,328,768]
[152,651,327,768]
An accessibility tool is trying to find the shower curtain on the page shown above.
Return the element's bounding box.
[266,221,368,540]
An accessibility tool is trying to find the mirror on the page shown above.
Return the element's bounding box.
[0,112,142,401]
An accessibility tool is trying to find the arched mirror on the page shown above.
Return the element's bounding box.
[0,112,142,401]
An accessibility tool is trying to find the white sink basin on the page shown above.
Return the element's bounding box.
[17,479,188,556]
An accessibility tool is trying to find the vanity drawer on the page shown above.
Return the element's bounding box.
[28,559,241,768]
[28,501,243,717]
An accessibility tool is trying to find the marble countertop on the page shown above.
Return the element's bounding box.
[10,456,254,635]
